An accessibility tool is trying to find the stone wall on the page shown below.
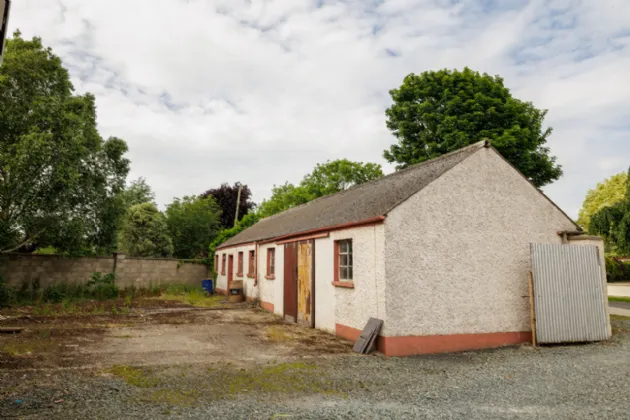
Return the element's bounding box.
[0,253,208,289]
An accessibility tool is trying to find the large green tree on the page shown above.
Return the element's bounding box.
[383,68,562,187]
[0,32,130,254]
[120,177,155,208]
[258,159,383,218]
[578,172,628,231]
[590,168,630,255]
[120,203,173,258]
[166,195,222,259]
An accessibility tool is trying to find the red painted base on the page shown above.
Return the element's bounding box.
[335,323,531,356]
[261,301,274,313]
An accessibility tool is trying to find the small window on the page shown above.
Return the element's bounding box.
[248,250,255,276]
[267,248,275,276]
[221,254,226,275]
[237,252,244,276]
[337,239,353,281]
[215,254,219,272]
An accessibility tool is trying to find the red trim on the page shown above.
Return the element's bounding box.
[258,216,386,246]
[261,301,274,313]
[216,241,256,251]
[265,275,276,280]
[332,281,354,288]
[276,232,329,245]
[266,248,275,276]
[334,240,339,283]
[335,324,531,356]
[237,251,243,277]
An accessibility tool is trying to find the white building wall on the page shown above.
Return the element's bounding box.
[384,147,577,337]
[214,244,258,299]
[257,243,283,315]
[330,224,386,332]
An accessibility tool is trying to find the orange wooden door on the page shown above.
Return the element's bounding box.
[228,255,234,289]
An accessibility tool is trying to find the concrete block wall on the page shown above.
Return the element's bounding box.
[0,253,208,289]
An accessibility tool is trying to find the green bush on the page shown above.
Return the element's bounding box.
[605,256,630,282]
[0,276,16,308]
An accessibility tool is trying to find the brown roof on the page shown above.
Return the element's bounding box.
[219,141,488,248]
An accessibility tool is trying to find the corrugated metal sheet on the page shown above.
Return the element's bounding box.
[530,243,609,343]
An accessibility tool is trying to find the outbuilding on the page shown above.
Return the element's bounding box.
[214,141,589,356]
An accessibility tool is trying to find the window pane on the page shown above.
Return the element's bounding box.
[347,241,352,254]
[348,267,353,279]
[339,267,348,280]
[339,241,348,252]
[348,253,353,267]
[340,254,348,266]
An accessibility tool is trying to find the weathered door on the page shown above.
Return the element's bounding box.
[297,240,314,327]
[227,254,234,290]
[283,243,298,322]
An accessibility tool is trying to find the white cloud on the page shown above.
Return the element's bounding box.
[8,0,630,218]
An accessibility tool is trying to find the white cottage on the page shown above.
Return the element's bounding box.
[214,141,586,356]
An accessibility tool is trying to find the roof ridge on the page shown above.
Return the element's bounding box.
[258,140,488,222]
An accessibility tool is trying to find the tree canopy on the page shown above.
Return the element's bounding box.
[0,32,130,254]
[166,195,222,259]
[201,183,254,229]
[121,177,155,208]
[383,67,562,188]
[590,169,630,255]
[120,203,173,258]
[578,172,628,231]
[258,159,383,218]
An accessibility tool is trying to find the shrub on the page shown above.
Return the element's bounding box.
[0,276,16,308]
[605,256,630,282]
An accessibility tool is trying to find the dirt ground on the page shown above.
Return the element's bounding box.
[0,301,351,371]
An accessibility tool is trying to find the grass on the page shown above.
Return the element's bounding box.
[2,342,34,357]
[147,389,200,406]
[158,288,224,308]
[109,365,161,388]
[266,326,293,342]
[609,296,630,303]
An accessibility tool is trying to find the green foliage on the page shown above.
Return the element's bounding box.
[383,67,562,188]
[209,213,260,269]
[0,32,130,254]
[590,168,630,254]
[166,195,222,259]
[0,276,15,308]
[120,177,155,207]
[605,256,630,282]
[120,203,174,257]
[86,272,120,300]
[258,159,383,218]
[578,172,628,231]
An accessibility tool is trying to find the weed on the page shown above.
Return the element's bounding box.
[159,289,223,308]
[148,389,199,406]
[266,326,292,342]
[2,343,33,357]
[111,305,118,315]
[109,365,160,387]
[125,295,132,306]
[609,296,630,303]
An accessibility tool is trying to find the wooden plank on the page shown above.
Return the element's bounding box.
[528,271,537,347]
[353,318,384,354]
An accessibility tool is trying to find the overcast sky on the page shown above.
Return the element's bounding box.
[10,0,630,218]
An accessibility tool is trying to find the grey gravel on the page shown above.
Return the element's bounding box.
[2,317,630,419]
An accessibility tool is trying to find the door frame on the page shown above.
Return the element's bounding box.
[227,254,234,290]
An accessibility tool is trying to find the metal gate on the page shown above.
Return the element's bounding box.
[530,243,609,343]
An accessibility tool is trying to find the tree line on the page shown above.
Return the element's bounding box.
[2,32,570,260]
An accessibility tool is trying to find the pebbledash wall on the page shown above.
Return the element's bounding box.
[0,253,208,289]
[381,147,578,356]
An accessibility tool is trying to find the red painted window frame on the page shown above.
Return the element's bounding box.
[247,250,255,278]
[332,239,354,288]
[237,251,244,276]
[221,254,226,275]
[266,248,275,279]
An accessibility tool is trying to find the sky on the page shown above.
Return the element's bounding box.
[9,0,630,218]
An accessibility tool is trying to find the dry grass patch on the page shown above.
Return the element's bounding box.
[108,365,161,388]
[266,325,293,342]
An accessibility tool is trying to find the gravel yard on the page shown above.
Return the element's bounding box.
[1,305,630,419]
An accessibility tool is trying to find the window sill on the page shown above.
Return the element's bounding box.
[247,273,255,279]
[265,275,276,280]
[236,272,244,278]
[332,281,354,289]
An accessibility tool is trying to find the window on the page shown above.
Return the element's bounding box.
[237,252,244,276]
[221,254,226,275]
[215,254,219,272]
[336,239,353,280]
[248,250,255,277]
[266,248,275,278]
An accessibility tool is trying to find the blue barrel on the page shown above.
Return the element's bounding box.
[202,279,214,294]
